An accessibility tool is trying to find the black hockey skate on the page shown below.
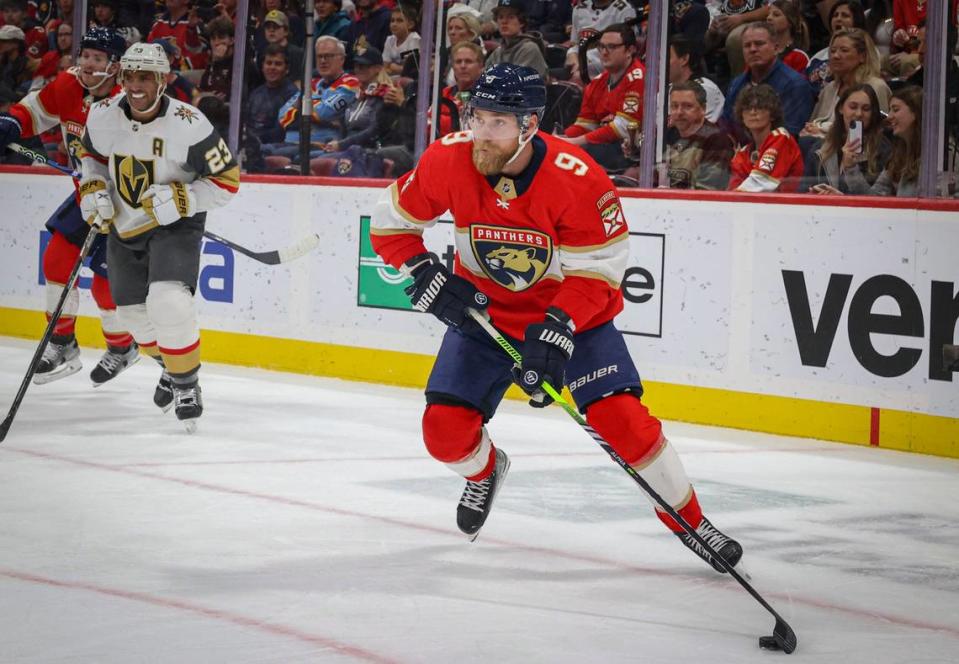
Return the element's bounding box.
[34,337,82,384]
[154,371,174,413]
[90,342,140,386]
[676,516,743,573]
[457,448,510,542]
[173,381,203,433]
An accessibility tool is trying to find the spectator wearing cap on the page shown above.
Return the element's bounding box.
[245,42,297,145]
[349,0,391,57]
[2,0,48,59]
[268,35,360,161]
[485,0,549,81]
[147,0,207,71]
[721,22,813,139]
[315,0,352,44]
[198,16,234,101]
[0,24,39,97]
[318,45,390,154]
[154,38,198,103]
[562,23,645,172]
[89,0,141,47]
[260,9,304,80]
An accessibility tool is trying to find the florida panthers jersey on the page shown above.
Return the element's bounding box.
[370,131,629,339]
[80,94,239,240]
[8,69,121,175]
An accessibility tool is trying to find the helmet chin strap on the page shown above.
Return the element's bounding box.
[504,113,536,167]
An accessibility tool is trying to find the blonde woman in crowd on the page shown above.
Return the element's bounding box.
[802,27,890,137]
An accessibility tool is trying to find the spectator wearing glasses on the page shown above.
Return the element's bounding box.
[668,35,724,123]
[485,0,549,81]
[562,23,644,172]
[566,0,637,83]
[721,22,813,139]
[268,35,360,161]
[815,86,923,197]
[804,83,891,193]
[661,81,734,190]
[729,83,804,192]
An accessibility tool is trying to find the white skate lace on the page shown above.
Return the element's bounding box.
[459,477,492,513]
[96,349,125,373]
[684,520,729,559]
[40,343,63,364]
[174,386,199,408]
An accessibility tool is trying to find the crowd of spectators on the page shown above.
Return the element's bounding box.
[0,0,956,195]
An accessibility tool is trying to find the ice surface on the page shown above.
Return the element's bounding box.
[1,338,957,663]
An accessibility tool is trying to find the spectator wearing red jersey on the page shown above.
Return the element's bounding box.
[146,0,207,71]
[766,0,809,76]
[562,23,643,172]
[436,40,484,136]
[729,83,803,193]
[2,0,47,58]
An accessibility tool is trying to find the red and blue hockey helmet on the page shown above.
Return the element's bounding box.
[79,26,126,62]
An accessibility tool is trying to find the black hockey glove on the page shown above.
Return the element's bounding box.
[512,307,575,408]
[403,253,489,328]
[0,113,22,154]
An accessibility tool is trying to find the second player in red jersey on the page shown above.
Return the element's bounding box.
[0,27,138,385]
[370,64,744,574]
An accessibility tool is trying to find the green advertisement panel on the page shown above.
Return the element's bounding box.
[357,215,414,310]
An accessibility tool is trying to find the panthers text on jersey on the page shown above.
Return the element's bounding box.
[80,94,240,239]
[7,69,121,177]
[370,131,629,339]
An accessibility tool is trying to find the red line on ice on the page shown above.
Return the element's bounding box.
[0,568,399,663]
[8,446,959,642]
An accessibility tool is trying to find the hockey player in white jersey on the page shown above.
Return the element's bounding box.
[79,42,240,431]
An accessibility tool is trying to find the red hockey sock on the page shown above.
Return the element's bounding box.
[422,404,495,480]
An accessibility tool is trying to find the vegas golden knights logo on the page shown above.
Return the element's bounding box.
[114,154,155,208]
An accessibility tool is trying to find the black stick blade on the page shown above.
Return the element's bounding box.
[774,617,798,654]
[0,414,12,443]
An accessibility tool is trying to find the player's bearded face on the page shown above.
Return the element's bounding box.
[468,109,522,175]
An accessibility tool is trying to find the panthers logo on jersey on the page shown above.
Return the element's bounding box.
[113,154,155,208]
[470,224,552,292]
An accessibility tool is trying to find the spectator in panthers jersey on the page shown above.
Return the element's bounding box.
[766,0,809,76]
[562,22,644,172]
[668,35,725,123]
[662,81,734,190]
[729,83,804,193]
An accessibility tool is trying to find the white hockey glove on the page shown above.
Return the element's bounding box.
[141,182,197,226]
[78,177,115,230]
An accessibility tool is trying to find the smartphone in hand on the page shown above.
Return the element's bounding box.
[848,120,862,152]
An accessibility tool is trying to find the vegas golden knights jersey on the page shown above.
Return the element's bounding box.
[80,94,240,239]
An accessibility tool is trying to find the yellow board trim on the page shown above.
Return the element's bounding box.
[1,306,956,459]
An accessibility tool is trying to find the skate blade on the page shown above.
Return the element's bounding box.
[181,419,198,434]
[91,354,141,387]
[732,557,752,581]
[33,358,83,385]
[158,401,174,414]
[466,456,511,543]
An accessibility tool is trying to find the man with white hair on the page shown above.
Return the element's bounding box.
[79,42,239,432]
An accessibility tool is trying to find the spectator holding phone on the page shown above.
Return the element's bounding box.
[803,83,891,193]
[728,83,804,192]
[815,86,922,197]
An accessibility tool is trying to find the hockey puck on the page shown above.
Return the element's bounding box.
[759,635,781,650]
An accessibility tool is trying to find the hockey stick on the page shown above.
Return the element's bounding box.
[7,143,320,266]
[0,218,102,443]
[466,308,798,654]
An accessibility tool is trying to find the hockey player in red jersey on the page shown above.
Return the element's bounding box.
[0,26,138,386]
[370,63,743,573]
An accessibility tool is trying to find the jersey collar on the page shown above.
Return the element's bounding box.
[485,134,547,200]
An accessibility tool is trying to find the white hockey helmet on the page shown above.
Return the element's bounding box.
[120,42,171,76]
